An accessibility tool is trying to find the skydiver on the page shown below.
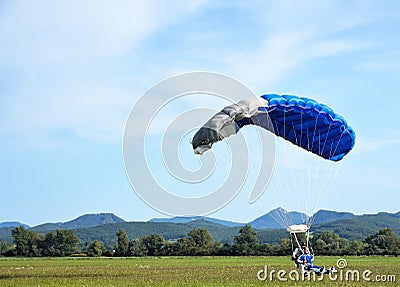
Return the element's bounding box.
[297,247,335,275]
[292,241,306,267]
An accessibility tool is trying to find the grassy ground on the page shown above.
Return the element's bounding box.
[0,256,398,286]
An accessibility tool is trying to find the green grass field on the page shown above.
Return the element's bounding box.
[0,256,398,286]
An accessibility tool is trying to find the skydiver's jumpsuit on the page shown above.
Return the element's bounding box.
[297,252,326,274]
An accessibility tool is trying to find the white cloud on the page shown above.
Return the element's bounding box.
[0,0,207,67]
[0,80,134,147]
[218,1,375,88]
[354,134,400,154]
[359,50,400,70]
[0,0,208,148]
[225,32,368,89]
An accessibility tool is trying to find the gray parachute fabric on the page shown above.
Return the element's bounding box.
[191,97,269,154]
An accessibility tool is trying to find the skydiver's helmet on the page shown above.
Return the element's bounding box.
[300,242,306,248]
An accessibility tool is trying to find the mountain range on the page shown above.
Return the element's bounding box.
[149,216,243,227]
[148,208,364,229]
[1,209,399,247]
[0,221,30,229]
[30,213,125,232]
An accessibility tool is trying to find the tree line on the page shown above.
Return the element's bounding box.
[1,225,399,257]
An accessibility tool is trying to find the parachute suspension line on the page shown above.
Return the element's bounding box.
[290,233,295,253]
[282,109,300,228]
[330,129,346,160]
[308,116,317,226]
[295,109,313,227]
[305,111,326,227]
[310,110,320,154]
[310,116,336,221]
[292,232,303,253]
[299,110,310,226]
[271,138,290,228]
[306,119,345,227]
[281,109,294,227]
[291,121,307,226]
[308,128,346,227]
[281,106,289,221]
[284,107,310,228]
[319,128,343,190]
[240,113,287,229]
[306,229,315,255]
[305,113,312,225]
[267,116,292,228]
[288,111,306,227]
[309,112,325,227]
[210,129,250,200]
[319,120,334,159]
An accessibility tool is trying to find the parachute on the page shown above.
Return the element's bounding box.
[192,94,356,251]
[192,94,355,161]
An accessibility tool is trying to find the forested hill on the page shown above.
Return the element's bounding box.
[30,213,125,233]
[0,211,399,246]
[0,221,29,229]
[311,209,356,224]
[73,220,243,247]
[312,212,400,240]
[150,208,360,229]
[149,216,243,227]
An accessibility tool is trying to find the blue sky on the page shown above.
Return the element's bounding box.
[1,1,399,226]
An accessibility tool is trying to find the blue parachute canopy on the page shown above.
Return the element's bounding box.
[192,94,356,161]
[238,94,356,161]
